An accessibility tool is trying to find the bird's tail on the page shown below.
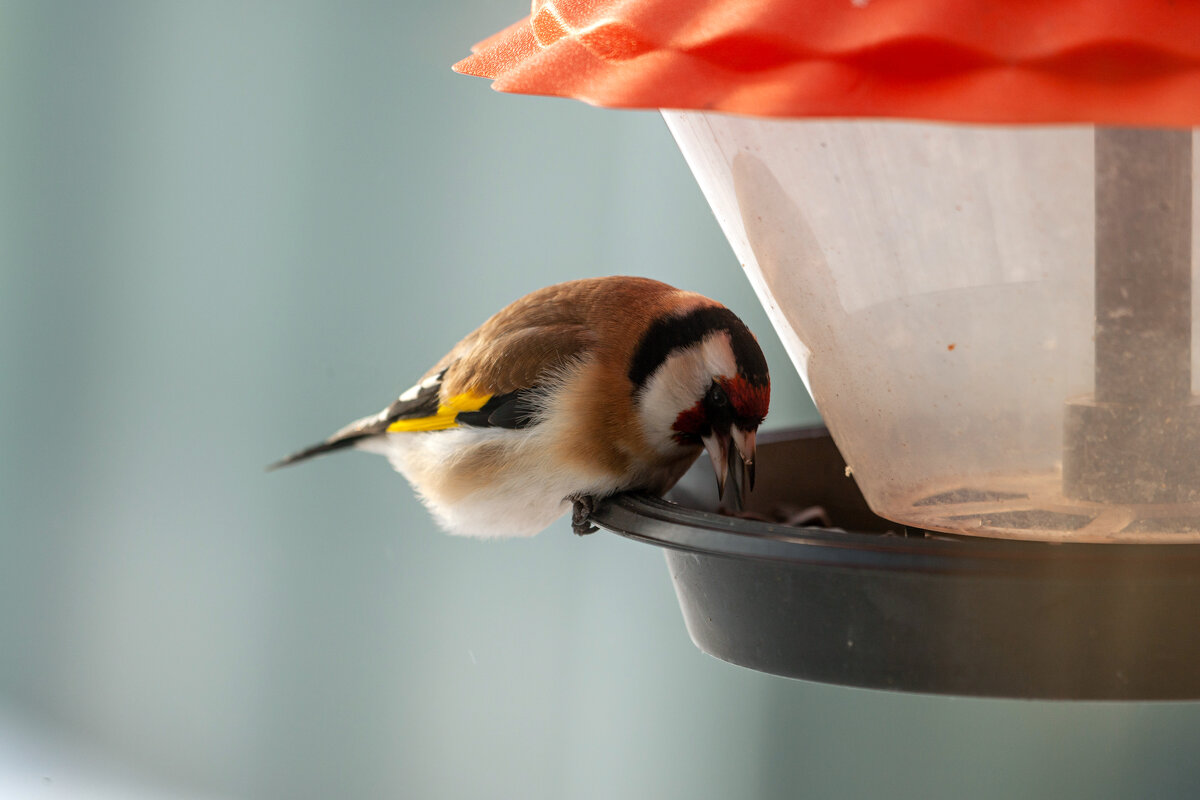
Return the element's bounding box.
[266,434,370,471]
[267,406,395,470]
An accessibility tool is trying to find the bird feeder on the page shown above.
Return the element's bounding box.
[455,0,1200,697]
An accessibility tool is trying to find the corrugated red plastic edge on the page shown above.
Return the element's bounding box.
[454,0,1200,125]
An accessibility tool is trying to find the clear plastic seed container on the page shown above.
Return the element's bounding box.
[666,112,1200,542]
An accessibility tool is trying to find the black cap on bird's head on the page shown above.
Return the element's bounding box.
[629,304,770,504]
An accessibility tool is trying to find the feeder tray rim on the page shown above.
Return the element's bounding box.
[592,429,1200,578]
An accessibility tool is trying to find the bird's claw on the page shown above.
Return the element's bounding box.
[570,495,599,536]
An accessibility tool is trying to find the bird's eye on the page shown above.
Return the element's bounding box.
[705,381,730,409]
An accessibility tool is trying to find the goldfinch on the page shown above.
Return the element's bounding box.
[271,276,770,538]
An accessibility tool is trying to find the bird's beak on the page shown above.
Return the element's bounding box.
[702,426,757,501]
[731,426,757,491]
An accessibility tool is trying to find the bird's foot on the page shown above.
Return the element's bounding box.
[569,495,599,536]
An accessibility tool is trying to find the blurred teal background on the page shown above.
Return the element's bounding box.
[3,2,1200,799]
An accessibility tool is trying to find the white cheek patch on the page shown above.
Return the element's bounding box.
[636,333,738,455]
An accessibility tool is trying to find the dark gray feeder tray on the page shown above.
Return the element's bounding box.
[590,427,1200,700]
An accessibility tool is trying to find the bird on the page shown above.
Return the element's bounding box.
[270,276,770,538]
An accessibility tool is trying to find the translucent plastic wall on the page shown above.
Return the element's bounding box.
[667,112,1200,541]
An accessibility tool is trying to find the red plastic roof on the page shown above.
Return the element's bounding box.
[453,0,1200,125]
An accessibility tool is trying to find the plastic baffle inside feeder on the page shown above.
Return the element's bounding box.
[666,116,1200,542]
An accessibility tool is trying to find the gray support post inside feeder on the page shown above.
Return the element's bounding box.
[1064,127,1200,504]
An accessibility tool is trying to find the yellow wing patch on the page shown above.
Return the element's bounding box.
[385,391,492,433]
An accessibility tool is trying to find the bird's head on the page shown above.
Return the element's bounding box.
[629,304,770,500]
